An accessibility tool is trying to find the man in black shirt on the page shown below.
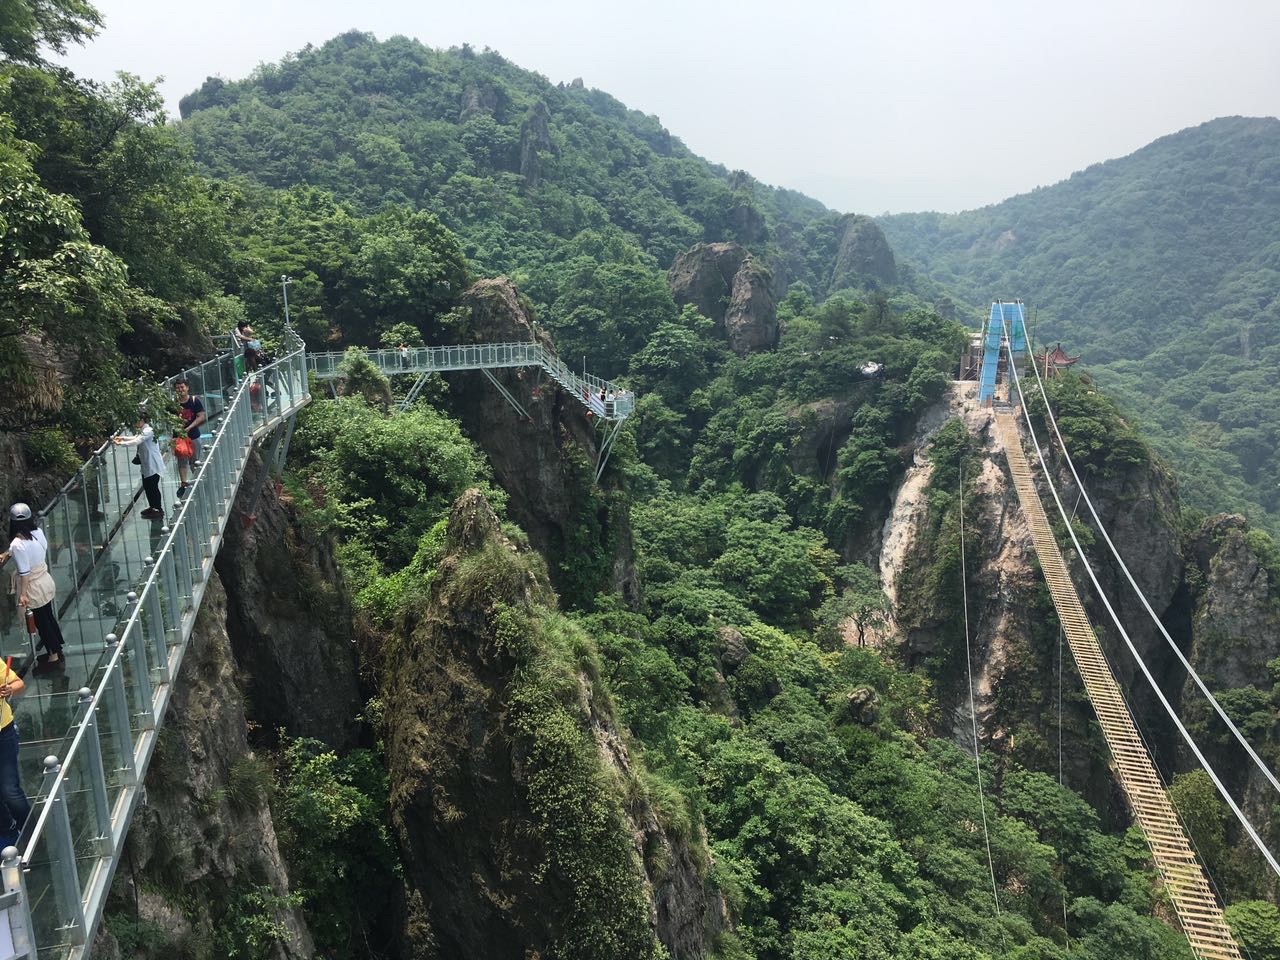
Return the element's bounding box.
[175,380,206,498]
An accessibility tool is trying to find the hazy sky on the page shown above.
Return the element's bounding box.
[59,0,1280,214]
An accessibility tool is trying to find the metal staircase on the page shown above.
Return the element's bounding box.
[994,411,1242,960]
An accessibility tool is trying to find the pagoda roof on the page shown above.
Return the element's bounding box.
[1045,342,1080,366]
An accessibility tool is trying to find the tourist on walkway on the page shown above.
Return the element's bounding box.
[0,657,30,847]
[3,503,65,673]
[113,407,165,519]
[175,380,205,498]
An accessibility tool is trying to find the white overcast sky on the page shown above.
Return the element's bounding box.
[59,0,1280,214]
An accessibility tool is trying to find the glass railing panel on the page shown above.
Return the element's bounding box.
[94,665,130,803]
[21,828,70,960]
[62,737,105,903]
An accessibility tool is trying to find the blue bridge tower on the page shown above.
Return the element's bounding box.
[977,300,1027,403]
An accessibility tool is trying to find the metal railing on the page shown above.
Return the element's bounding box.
[2,332,309,959]
[308,342,636,421]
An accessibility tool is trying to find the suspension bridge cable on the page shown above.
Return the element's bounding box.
[958,463,1005,941]
[1001,320,1280,879]
[1057,623,1070,945]
[1023,331,1280,800]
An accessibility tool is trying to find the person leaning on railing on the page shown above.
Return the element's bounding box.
[112,405,166,519]
[0,655,29,850]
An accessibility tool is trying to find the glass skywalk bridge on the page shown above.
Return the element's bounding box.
[0,333,310,960]
[307,342,635,421]
[308,341,633,481]
[0,332,632,958]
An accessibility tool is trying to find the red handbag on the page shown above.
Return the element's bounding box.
[173,436,194,459]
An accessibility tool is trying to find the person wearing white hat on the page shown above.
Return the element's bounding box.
[2,503,65,673]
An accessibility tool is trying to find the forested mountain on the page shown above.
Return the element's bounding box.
[177,31,860,348]
[879,116,1280,532]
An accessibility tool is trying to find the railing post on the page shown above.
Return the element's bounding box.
[159,542,183,638]
[103,643,137,788]
[40,757,85,946]
[122,607,154,730]
[173,518,195,612]
[198,466,217,547]
[1,845,35,959]
[75,689,114,857]
[142,559,171,685]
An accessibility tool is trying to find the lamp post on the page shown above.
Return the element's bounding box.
[281,275,293,327]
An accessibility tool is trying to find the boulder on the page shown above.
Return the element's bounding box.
[667,242,747,323]
[724,257,778,354]
[831,214,898,290]
[668,243,777,355]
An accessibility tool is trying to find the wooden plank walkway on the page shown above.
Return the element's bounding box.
[994,412,1241,959]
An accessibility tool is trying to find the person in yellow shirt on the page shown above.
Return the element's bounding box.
[0,660,28,849]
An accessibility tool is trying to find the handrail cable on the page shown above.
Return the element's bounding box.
[1022,330,1280,800]
[1002,318,1280,880]
[958,462,1005,942]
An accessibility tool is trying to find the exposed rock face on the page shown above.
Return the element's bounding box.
[383,490,725,959]
[1185,514,1276,689]
[458,84,498,121]
[668,242,745,322]
[519,101,554,188]
[724,258,777,353]
[446,277,639,606]
[117,309,217,382]
[883,384,1117,812]
[1182,513,1280,898]
[784,397,854,482]
[667,243,777,355]
[1040,429,1187,752]
[104,576,314,959]
[215,451,362,749]
[831,214,898,290]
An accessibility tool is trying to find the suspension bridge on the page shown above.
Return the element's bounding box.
[0,332,631,960]
[973,299,1279,959]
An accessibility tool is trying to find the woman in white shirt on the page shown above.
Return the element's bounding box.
[3,503,64,673]
[112,408,166,519]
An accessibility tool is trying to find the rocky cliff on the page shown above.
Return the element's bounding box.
[215,451,362,749]
[1182,514,1280,898]
[880,383,1280,875]
[98,449,368,959]
[830,214,898,291]
[445,277,638,608]
[667,242,777,355]
[882,384,1116,810]
[98,575,315,960]
[381,489,725,960]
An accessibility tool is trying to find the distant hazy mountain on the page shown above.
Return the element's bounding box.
[880,117,1280,530]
